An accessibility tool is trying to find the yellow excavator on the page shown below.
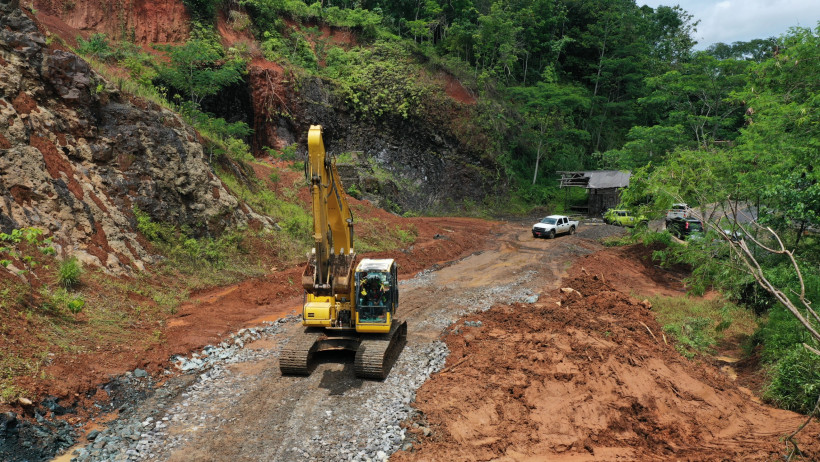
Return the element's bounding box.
[279,125,407,379]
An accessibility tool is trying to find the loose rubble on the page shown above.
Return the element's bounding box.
[63,316,300,462]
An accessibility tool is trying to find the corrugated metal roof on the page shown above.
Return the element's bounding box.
[558,170,631,189]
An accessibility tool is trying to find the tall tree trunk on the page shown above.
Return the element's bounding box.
[794,221,806,249]
[532,138,543,185]
[588,21,610,121]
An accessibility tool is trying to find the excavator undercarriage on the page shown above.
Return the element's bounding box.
[279,321,407,379]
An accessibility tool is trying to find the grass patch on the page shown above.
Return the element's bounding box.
[356,220,418,252]
[649,295,757,359]
[57,257,82,288]
[215,167,312,257]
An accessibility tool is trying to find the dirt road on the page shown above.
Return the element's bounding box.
[163,225,601,461]
[60,220,598,461]
[60,221,820,461]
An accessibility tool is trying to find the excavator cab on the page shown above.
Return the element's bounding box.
[354,259,398,333]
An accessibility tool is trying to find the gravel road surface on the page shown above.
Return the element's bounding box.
[61,222,622,462]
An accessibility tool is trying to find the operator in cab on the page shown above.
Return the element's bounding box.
[359,273,389,321]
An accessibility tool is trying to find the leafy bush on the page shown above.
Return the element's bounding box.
[66,297,85,315]
[0,228,56,274]
[763,345,820,414]
[134,206,174,242]
[753,305,809,363]
[241,0,382,37]
[229,10,252,31]
[57,257,82,288]
[261,30,318,71]
[181,0,220,22]
[155,38,245,106]
[347,183,362,199]
[77,33,119,61]
[280,144,299,161]
[323,41,435,119]
[41,288,85,315]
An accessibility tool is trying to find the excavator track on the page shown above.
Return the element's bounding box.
[279,329,324,375]
[354,321,408,380]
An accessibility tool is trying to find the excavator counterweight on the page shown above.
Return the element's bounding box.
[280,125,406,379]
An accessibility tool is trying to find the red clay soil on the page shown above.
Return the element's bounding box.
[247,58,294,152]
[283,18,359,50]
[437,71,477,105]
[215,9,257,51]
[318,23,357,48]
[569,242,691,298]
[395,251,820,461]
[34,0,189,45]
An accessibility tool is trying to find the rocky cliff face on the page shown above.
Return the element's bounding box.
[0,0,267,273]
[248,65,501,213]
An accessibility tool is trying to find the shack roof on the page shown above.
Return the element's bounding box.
[558,170,631,189]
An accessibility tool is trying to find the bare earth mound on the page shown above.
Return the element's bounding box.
[395,271,820,460]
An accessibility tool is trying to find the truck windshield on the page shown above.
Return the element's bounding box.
[540,218,557,225]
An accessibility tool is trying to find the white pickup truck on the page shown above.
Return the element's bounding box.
[532,215,578,239]
[665,203,691,224]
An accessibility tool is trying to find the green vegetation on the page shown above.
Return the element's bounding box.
[61,0,820,415]
[0,227,56,275]
[213,171,313,262]
[57,257,82,289]
[134,205,258,271]
[600,24,820,413]
[650,296,756,359]
[355,220,418,253]
[181,0,221,23]
[764,346,820,414]
[77,33,120,61]
[155,37,245,106]
[40,288,86,315]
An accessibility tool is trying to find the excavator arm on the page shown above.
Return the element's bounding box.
[302,125,355,295]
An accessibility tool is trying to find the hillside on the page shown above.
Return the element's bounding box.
[1,0,820,460]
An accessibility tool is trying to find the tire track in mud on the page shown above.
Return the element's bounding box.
[58,223,613,462]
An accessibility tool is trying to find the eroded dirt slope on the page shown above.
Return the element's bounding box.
[394,245,820,461]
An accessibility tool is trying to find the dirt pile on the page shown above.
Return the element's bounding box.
[569,242,691,297]
[395,272,820,461]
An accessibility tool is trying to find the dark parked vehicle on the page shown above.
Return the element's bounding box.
[667,217,704,240]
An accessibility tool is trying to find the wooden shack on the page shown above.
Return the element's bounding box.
[558,170,631,216]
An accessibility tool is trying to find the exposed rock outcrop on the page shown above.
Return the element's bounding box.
[247,60,501,213]
[0,0,268,273]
